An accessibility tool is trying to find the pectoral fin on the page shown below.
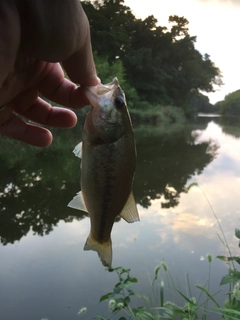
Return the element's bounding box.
[73,142,82,158]
[67,191,88,213]
[119,192,139,223]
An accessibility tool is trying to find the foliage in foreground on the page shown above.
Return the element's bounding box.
[78,229,240,320]
[217,229,240,319]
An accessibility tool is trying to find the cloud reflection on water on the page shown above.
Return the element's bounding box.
[130,120,240,262]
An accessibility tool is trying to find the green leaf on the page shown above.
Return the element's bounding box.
[161,262,168,271]
[216,255,228,262]
[230,269,240,281]
[120,268,130,274]
[129,277,138,283]
[113,285,123,294]
[235,229,240,240]
[127,289,136,296]
[123,278,130,285]
[123,296,130,305]
[157,307,174,314]
[228,300,240,312]
[115,281,121,287]
[139,311,156,319]
[231,256,240,265]
[172,309,187,316]
[135,293,149,300]
[108,267,115,272]
[152,265,161,285]
[220,274,232,285]
[176,290,195,305]
[132,307,145,316]
[157,307,186,317]
[113,267,122,271]
[100,292,113,302]
[219,273,240,285]
[217,255,240,264]
[119,317,128,320]
[217,307,240,315]
[195,285,220,308]
[220,268,240,285]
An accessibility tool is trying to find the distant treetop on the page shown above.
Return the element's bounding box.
[82,0,223,110]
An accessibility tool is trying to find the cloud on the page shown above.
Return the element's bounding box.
[197,0,240,5]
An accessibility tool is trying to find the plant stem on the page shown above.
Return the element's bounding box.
[198,186,234,266]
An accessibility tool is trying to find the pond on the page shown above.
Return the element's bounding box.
[0,114,240,320]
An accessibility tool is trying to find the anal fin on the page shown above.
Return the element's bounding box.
[119,191,139,223]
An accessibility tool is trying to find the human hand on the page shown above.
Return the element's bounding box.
[0,0,99,147]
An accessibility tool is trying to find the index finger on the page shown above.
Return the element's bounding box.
[38,62,99,109]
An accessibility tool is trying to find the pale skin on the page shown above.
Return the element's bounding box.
[0,0,100,147]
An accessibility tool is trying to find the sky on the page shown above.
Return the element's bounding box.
[124,0,240,104]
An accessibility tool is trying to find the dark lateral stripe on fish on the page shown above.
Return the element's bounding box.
[96,149,118,243]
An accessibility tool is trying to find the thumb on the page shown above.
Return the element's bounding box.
[62,19,99,87]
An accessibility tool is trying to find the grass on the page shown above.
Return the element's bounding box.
[78,235,240,319]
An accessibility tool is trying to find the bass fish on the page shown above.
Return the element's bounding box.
[68,78,139,267]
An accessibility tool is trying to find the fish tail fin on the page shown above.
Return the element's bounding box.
[84,235,112,268]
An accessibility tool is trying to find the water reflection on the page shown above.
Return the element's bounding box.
[2,116,240,320]
[134,126,217,208]
[142,117,240,254]
[0,121,218,245]
[0,126,84,245]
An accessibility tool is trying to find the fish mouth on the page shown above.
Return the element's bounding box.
[100,78,119,92]
[83,78,120,107]
[96,78,120,98]
[83,78,125,118]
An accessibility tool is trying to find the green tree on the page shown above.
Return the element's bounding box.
[189,93,212,113]
[169,15,189,38]
[82,0,135,62]
[94,53,139,107]
[220,90,240,115]
[82,0,222,111]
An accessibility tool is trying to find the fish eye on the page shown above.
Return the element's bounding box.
[114,96,125,108]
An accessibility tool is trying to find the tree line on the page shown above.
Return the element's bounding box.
[82,0,222,114]
[216,90,240,116]
[193,90,240,116]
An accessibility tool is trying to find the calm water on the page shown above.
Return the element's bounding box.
[1,115,240,320]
